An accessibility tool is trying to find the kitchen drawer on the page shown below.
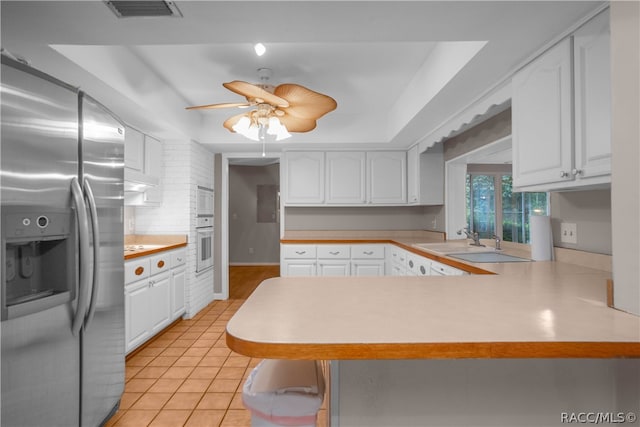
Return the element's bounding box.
[317,244,350,259]
[125,258,150,285]
[351,244,384,259]
[171,249,187,268]
[282,245,317,259]
[150,252,171,275]
[389,246,408,266]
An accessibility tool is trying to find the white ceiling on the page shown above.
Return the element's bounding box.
[1,1,604,153]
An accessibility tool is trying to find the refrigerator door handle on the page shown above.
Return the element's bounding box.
[70,177,91,336]
[83,178,100,329]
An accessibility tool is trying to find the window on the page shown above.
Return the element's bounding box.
[466,171,548,243]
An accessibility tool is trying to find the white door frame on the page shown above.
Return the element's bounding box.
[220,152,282,300]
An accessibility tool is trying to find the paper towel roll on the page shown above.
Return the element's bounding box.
[530,215,554,261]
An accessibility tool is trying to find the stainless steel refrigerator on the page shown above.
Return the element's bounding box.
[1,54,125,426]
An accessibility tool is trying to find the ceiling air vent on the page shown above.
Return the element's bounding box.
[105,1,183,18]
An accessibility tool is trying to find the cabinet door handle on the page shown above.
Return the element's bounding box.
[135,266,144,276]
[329,251,340,255]
[157,260,165,268]
[363,251,374,255]
[176,257,183,262]
[149,280,155,286]
[560,171,569,178]
[295,251,306,255]
[571,168,583,176]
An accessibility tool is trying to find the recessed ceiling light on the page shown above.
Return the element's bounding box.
[254,43,266,57]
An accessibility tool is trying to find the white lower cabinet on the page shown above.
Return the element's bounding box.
[281,243,475,277]
[125,247,187,354]
[282,262,317,276]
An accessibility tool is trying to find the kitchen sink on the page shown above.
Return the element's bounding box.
[447,252,531,263]
[412,242,494,254]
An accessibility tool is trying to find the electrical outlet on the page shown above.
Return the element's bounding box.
[560,222,577,244]
[248,247,254,254]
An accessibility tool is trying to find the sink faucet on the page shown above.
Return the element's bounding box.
[457,227,484,247]
[492,234,502,251]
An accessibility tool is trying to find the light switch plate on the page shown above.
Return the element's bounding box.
[560,222,577,244]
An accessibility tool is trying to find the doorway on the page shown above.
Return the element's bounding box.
[221,154,282,300]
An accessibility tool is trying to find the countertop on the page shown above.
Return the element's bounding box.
[124,235,188,260]
[226,231,639,359]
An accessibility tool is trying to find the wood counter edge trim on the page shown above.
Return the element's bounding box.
[124,242,188,260]
[280,239,495,275]
[226,332,640,359]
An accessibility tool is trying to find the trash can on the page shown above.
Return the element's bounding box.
[242,359,325,427]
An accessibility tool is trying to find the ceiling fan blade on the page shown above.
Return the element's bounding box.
[278,113,317,133]
[223,113,249,132]
[274,84,337,119]
[223,81,290,108]
[185,102,251,110]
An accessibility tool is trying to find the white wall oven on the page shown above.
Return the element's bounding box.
[196,219,213,273]
[195,185,214,273]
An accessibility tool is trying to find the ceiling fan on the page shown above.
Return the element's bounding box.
[185,68,337,141]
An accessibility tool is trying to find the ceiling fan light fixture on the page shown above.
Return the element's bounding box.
[254,43,266,57]
[267,117,291,141]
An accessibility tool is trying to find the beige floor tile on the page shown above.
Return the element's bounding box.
[205,348,231,357]
[174,356,203,367]
[137,347,165,358]
[170,339,197,348]
[212,340,229,349]
[228,393,245,410]
[199,332,222,341]
[160,347,188,357]
[163,392,204,410]
[215,367,245,380]
[148,409,192,427]
[223,357,249,368]
[207,379,241,393]
[127,355,155,367]
[120,392,143,410]
[180,332,203,340]
[220,409,251,427]
[196,393,234,410]
[189,367,220,380]
[197,356,227,367]
[147,338,175,348]
[148,356,180,367]
[125,378,157,393]
[135,366,170,379]
[191,339,216,348]
[131,392,173,410]
[113,409,159,427]
[177,378,212,393]
[147,378,185,393]
[125,366,144,381]
[182,347,209,357]
[161,366,196,379]
[184,409,226,427]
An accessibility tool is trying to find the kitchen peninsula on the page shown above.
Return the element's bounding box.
[226,236,640,426]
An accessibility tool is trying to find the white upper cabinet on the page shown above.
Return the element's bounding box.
[283,151,325,204]
[283,150,408,206]
[512,38,573,188]
[141,135,163,205]
[407,144,444,205]
[124,127,144,172]
[573,9,611,180]
[367,151,407,204]
[513,9,611,191]
[325,152,366,204]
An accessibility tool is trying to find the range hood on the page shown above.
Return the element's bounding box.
[124,168,159,192]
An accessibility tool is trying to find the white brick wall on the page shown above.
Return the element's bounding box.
[134,139,215,319]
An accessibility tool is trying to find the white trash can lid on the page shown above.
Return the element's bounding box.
[243,359,325,425]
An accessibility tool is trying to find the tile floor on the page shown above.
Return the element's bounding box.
[106,298,327,427]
